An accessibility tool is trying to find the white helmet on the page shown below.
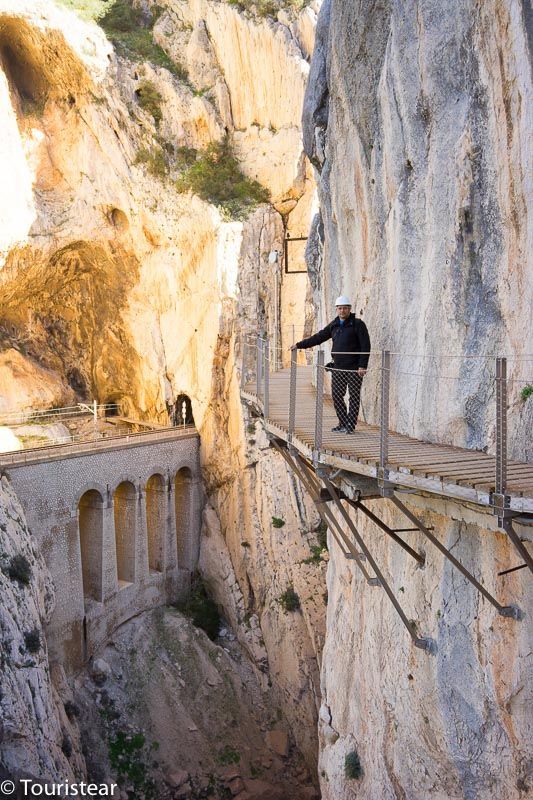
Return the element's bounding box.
[335,295,351,306]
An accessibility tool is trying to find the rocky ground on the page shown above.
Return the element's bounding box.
[73,607,319,800]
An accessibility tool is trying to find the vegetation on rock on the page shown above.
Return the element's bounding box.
[271,516,285,528]
[345,749,363,780]
[175,138,270,220]
[135,80,163,127]
[176,574,221,640]
[520,384,533,402]
[278,586,300,612]
[5,553,32,586]
[59,0,187,79]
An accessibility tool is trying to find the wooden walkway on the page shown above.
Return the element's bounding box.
[244,366,533,514]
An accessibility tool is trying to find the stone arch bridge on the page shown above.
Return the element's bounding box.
[3,429,201,671]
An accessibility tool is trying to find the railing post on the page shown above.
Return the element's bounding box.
[264,341,270,419]
[494,357,508,526]
[379,350,392,495]
[313,350,324,465]
[240,336,246,392]
[288,347,297,444]
[256,336,262,399]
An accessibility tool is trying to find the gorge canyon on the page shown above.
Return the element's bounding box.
[0,1,532,799]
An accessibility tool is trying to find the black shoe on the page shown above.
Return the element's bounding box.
[345,426,356,434]
[331,424,346,432]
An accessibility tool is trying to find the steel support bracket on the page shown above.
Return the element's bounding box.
[498,605,524,620]
[390,495,524,618]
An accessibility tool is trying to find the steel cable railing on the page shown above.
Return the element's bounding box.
[239,333,533,520]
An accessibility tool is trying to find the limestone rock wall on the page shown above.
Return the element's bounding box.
[0,476,83,781]
[302,1,533,797]
[303,0,532,456]
[317,497,532,800]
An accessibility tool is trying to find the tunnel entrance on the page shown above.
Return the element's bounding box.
[114,482,136,586]
[146,474,165,573]
[175,467,193,570]
[171,394,195,426]
[78,490,104,606]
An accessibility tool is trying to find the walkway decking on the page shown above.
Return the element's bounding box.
[243,366,533,514]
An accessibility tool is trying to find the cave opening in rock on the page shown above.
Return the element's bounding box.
[78,490,104,606]
[0,22,49,110]
[146,473,165,573]
[113,481,136,586]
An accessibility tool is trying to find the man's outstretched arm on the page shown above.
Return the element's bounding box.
[295,323,333,349]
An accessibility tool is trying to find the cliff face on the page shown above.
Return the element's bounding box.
[303,1,533,797]
[0,476,83,781]
[304,0,532,455]
[0,0,324,781]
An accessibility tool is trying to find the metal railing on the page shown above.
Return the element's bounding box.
[240,334,533,521]
[0,424,198,466]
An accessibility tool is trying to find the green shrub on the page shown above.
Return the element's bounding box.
[177,574,221,640]
[520,384,533,402]
[345,750,363,780]
[175,146,198,170]
[135,146,167,178]
[316,520,328,550]
[175,137,270,220]
[108,730,156,797]
[301,544,324,565]
[272,516,285,528]
[279,586,300,612]
[216,745,240,765]
[98,0,188,79]
[57,0,109,21]
[24,629,41,653]
[136,80,163,126]
[6,553,32,586]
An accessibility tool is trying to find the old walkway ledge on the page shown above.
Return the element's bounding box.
[240,334,533,654]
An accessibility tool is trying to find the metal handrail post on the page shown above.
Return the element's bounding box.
[256,336,262,399]
[264,341,270,419]
[379,350,392,495]
[495,357,508,526]
[240,336,246,392]
[313,350,324,464]
[288,347,297,443]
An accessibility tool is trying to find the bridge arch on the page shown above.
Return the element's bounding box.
[146,473,166,573]
[174,466,193,570]
[78,489,104,606]
[113,481,137,586]
[74,482,108,507]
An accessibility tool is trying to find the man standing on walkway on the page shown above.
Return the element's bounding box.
[293,296,370,433]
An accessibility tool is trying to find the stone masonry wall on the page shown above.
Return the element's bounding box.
[3,432,201,671]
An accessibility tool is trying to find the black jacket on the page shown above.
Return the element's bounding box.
[296,313,371,370]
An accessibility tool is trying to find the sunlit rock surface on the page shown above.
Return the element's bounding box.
[0,0,323,784]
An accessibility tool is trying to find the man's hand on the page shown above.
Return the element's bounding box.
[357,368,367,377]
[289,345,298,351]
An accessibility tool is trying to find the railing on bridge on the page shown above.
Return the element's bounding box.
[240,333,533,525]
